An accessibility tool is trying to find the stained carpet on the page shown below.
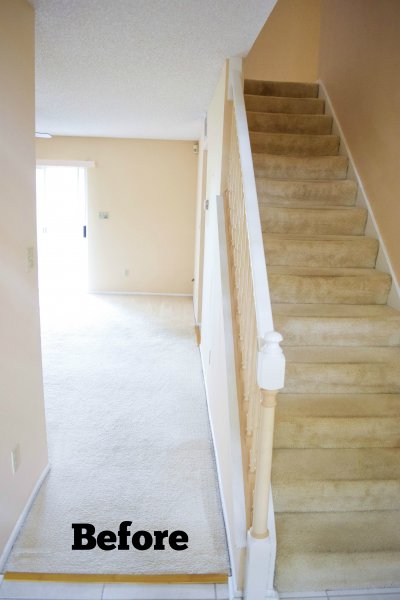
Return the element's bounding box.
[6,292,229,575]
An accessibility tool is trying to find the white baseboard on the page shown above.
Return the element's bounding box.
[0,464,50,573]
[317,79,400,310]
[89,290,193,298]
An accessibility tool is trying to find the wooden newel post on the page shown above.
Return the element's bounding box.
[251,389,278,539]
[244,331,285,600]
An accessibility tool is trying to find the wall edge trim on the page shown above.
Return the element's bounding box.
[317,78,400,310]
[0,464,50,573]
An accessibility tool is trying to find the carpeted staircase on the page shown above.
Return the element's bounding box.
[244,79,400,592]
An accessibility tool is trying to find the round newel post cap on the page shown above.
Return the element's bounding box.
[257,330,285,391]
[263,331,283,345]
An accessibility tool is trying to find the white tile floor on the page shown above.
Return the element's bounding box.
[1,579,400,600]
[0,579,228,600]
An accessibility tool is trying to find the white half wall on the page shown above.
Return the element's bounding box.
[200,195,247,594]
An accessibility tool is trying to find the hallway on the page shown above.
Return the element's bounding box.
[5,292,229,578]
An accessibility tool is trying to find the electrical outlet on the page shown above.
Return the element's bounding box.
[11,444,21,475]
[124,268,130,277]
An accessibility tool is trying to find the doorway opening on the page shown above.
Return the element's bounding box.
[36,165,88,294]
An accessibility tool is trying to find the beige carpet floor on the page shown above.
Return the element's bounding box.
[6,292,229,575]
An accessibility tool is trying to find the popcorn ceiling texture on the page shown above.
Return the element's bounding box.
[6,293,229,575]
[30,0,276,139]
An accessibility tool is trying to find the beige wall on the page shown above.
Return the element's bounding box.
[36,137,198,294]
[244,0,321,82]
[319,0,400,282]
[0,0,48,561]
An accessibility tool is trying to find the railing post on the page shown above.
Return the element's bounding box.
[251,389,278,539]
[244,332,284,600]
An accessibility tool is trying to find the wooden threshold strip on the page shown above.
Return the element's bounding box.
[4,572,228,584]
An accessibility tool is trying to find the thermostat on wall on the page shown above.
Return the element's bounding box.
[99,211,110,219]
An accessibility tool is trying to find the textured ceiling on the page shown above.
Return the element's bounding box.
[30,0,275,140]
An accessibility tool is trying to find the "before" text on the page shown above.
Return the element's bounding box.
[71,522,189,551]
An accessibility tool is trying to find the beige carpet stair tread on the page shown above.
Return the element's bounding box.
[247,111,333,135]
[273,303,400,318]
[265,234,378,268]
[257,178,357,206]
[250,131,340,156]
[274,551,400,592]
[269,266,392,304]
[273,479,400,513]
[261,206,367,235]
[274,416,400,448]
[253,153,348,180]
[273,447,400,510]
[273,302,400,344]
[244,79,319,98]
[276,392,400,417]
[282,345,400,394]
[284,345,400,363]
[273,447,400,480]
[275,511,400,554]
[245,94,325,115]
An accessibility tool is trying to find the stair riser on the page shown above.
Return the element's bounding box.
[269,273,391,304]
[275,552,400,592]
[273,480,400,512]
[261,206,367,235]
[283,363,400,394]
[265,238,378,268]
[250,132,340,156]
[253,155,348,180]
[244,80,319,98]
[275,511,400,553]
[275,315,400,346]
[273,447,400,480]
[275,417,400,447]
[245,94,325,115]
[277,396,400,418]
[256,179,357,207]
[247,112,333,135]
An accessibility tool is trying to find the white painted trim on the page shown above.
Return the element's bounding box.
[228,57,243,101]
[36,160,96,168]
[89,291,193,298]
[0,464,50,572]
[318,79,400,310]
[200,349,236,600]
[215,195,247,553]
[199,195,248,599]
[244,531,278,600]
